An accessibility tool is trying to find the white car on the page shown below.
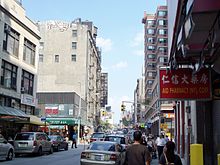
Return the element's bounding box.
[0,134,14,161]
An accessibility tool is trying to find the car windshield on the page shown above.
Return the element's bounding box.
[91,133,104,138]
[105,136,125,144]
[89,142,115,151]
[15,133,34,140]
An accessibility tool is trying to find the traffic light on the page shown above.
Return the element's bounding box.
[121,104,126,111]
[101,110,105,116]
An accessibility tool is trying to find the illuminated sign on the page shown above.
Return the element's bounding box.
[159,68,211,100]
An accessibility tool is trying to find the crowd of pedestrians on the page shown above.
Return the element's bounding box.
[124,130,182,165]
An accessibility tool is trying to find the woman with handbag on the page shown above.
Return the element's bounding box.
[159,141,182,165]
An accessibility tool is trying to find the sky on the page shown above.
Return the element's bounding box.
[22,0,166,124]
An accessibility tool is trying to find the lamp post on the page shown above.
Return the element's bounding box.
[77,82,81,145]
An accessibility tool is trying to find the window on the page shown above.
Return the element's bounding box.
[158,11,167,17]
[72,42,77,49]
[147,20,155,26]
[147,38,154,43]
[159,57,168,63]
[55,55,59,63]
[71,54,76,62]
[158,38,167,44]
[3,24,20,57]
[158,20,167,26]
[1,60,17,90]
[72,30,77,37]
[23,38,36,66]
[21,70,34,95]
[147,29,154,35]
[39,54,43,62]
[39,42,44,49]
[158,29,167,35]
[147,54,156,59]
[158,47,167,53]
[147,45,155,51]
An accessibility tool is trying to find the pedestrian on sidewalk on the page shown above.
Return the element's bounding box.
[155,134,166,160]
[124,130,151,165]
[71,132,77,148]
[159,141,182,165]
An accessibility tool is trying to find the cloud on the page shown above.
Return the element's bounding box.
[112,61,128,69]
[96,37,113,52]
[130,31,144,47]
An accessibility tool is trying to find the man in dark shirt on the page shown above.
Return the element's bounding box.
[124,130,151,165]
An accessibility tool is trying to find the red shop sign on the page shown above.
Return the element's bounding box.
[159,68,211,100]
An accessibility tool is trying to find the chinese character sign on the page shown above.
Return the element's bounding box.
[159,68,211,100]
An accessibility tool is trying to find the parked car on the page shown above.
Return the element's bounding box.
[0,134,14,161]
[80,141,125,165]
[49,135,68,151]
[90,132,105,143]
[14,132,53,156]
[104,134,128,150]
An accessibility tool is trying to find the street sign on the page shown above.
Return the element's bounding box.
[41,117,46,121]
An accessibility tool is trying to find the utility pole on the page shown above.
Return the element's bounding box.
[77,82,81,145]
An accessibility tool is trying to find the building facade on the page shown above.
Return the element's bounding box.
[142,6,170,136]
[37,19,102,129]
[0,0,41,138]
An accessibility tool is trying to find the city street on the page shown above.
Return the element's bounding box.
[0,143,159,165]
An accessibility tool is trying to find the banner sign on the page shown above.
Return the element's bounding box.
[159,68,211,100]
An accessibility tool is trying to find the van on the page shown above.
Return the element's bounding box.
[14,132,53,156]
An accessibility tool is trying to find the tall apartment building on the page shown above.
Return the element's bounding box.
[100,73,108,108]
[142,6,168,135]
[37,19,102,128]
[0,0,40,137]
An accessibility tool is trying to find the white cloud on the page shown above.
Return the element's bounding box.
[130,31,144,47]
[96,37,113,52]
[112,61,128,69]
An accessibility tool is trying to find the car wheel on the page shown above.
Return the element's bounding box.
[49,146,53,154]
[38,147,42,156]
[6,149,13,161]
[65,144,68,150]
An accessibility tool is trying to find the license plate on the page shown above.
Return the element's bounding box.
[95,155,104,161]
[18,143,27,147]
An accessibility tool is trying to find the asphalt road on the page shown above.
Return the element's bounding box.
[0,144,159,165]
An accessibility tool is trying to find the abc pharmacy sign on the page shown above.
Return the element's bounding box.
[159,68,211,100]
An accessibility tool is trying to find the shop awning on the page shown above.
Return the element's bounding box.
[0,106,28,118]
[46,117,77,125]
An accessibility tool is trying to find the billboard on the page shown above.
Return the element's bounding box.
[159,68,211,100]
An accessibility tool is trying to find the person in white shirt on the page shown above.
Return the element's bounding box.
[156,134,166,160]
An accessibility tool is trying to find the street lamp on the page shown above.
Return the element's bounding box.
[77,82,81,145]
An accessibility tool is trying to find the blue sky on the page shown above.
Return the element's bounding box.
[22,0,166,124]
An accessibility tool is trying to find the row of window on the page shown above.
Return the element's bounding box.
[147,38,167,44]
[39,54,77,62]
[147,29,167,35]
[3,24,36,66]
[146,46,167,53]
[0,60,34,95]
[39,41,77,50]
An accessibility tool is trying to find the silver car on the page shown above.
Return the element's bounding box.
[14,132,53,156]
[0,134,14,161]
[80,141,125,165]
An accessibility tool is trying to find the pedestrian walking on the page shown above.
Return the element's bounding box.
[159,141,183,165]
[124,130,151,165]
[71,132,77,148]
[155,134,166,160]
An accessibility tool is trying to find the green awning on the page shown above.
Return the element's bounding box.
[46,117,77,125]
